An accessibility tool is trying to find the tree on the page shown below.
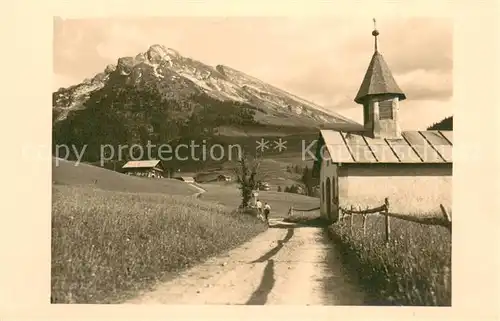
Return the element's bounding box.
[301,165,313,196]
[233,151,261,209]
[428,116,453,130]
[277,186,282,192]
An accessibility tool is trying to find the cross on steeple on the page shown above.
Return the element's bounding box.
[354,19,406,139]
[372,18,379,52]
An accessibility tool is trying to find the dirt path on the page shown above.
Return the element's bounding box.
[188,183,206,198]
[125,220,366,305]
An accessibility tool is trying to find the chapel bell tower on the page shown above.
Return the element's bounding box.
[354,19,406,139]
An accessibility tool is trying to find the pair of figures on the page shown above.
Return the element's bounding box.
[255,199,271,223]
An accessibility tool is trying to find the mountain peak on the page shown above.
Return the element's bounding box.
[146,44,180,64]
[53,45,360,127]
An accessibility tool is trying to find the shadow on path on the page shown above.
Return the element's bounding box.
[269,218,330,228]
[245,260,275,305]
[251,228,294,263]
[281,217,331,228]
[245,228,295,305]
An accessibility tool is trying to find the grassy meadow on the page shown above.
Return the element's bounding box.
[199,182,320,217]
[328,214,452,306]
[53,158,199,196]
[51,159,267,303]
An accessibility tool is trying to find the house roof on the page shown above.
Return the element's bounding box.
[315,129,452,166]
[122,160,162,170]
[354,51,406,104]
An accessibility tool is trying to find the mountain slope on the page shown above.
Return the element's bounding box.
[52,44,359,163]
[53,44,356,126]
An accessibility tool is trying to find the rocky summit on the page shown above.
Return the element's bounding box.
[52,44,359,163]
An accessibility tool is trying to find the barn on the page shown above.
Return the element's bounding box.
[122,160,165,178]
[174,176,195,183]
[217,174,232,182]
[312,25,452,222]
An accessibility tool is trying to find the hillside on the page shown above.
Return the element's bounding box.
[53,44,360,164]
[52,157,198,196]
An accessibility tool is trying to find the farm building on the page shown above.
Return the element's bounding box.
[312,25,452,222]
[174,176,195,183]
[217,174,232,182]
[122,160,165,178]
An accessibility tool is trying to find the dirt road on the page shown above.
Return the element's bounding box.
[126,219,366,305]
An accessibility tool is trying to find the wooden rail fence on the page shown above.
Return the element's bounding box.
[338,197,451,242]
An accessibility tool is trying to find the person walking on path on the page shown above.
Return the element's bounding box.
[256,199,263,220]
[263,202,271,226]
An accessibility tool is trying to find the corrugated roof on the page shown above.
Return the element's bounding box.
[319,129,452,164]
[401,131,444,163]
[122,160,161,169]
[320,129,354,163]
[342,132,378,162]
[354,51,406,104]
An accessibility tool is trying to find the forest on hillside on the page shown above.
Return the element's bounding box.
[52,84,258,163]
[427,116,453,130]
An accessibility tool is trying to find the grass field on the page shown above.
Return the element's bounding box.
[53,158,198,196]
[328,214,452,306]
[51,159,267,303]
[195,154,314,190]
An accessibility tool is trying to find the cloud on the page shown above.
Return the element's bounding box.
[52,73,81,92]
[341,18,453,74]
[278,18,452,109]
[95,22,174,62]
[53,17,109,80]
[396,69,453,101]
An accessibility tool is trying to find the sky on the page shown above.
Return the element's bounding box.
[53,17,452,130]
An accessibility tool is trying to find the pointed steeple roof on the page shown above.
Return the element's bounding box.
[354,20,406,104]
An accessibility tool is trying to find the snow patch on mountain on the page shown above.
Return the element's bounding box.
[53,73,109,121]
[53,44,360,126]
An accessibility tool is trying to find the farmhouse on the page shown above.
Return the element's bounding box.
[217,174,232,182]
[312,24,452,222]
[122,160,165,178]
[174,176,195,183]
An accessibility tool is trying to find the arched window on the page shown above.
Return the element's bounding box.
[321,182,325,202]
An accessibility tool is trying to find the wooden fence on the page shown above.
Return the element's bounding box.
[338,197,452,242]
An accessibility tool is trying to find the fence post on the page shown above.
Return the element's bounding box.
[440,204,452,232]
[384,197,390,243]
[362,205,369,236]
[347,205,354,227]
[362,214,367,237]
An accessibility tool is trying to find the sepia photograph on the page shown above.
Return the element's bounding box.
[51,16,453,306]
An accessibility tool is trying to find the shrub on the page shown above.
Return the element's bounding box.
[284,184,303,194]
